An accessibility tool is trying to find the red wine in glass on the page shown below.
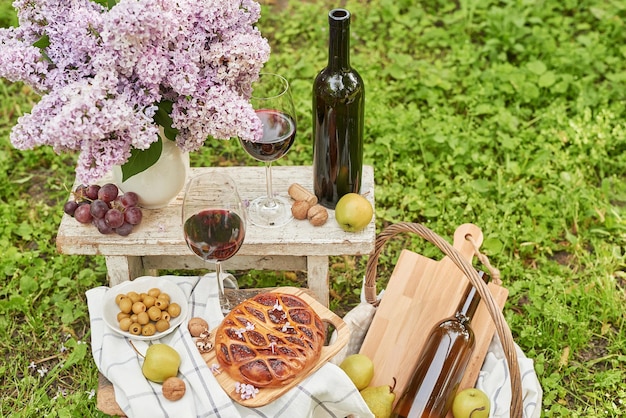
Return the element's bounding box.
[240,73,297,228]
[183,209,245,262]
[182,172,246,314]
[241,109,296,162]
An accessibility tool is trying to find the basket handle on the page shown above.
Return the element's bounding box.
[364,222,523,417]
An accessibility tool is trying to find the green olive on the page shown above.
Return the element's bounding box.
[117,311,130,322]
[155,319,170,332]
[119,298,133,314]
[119,317,133,332]
[129,322,142,335]
[137,312,150,325]
[147,306,162,322]
[115,294,127,305]
[155,298,169,310]
[167,303,181,318]
[132,301,146,314]
[141,323,156,336]
[143,295,156,309]
[127,291,141,303]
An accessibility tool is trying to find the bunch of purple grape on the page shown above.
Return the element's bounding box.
[63,183,143,236]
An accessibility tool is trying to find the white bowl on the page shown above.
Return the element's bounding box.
[103,276,188,341]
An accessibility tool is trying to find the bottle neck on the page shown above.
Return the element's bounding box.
[327,9,351,70]
[455,271,489,325]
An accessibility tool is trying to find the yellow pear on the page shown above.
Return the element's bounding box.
[360,384,396,418]
[141,344,181,383]
[339,353,375,390]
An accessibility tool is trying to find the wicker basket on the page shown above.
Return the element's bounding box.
[362,222,523,417]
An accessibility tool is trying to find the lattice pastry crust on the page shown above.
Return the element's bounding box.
[214,292,326,388]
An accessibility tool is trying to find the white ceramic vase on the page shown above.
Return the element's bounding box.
[112,136,189,209]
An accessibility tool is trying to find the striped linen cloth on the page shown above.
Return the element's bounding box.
[87,274,374,418]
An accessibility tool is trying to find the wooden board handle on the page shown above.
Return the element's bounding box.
[299,287,351,355]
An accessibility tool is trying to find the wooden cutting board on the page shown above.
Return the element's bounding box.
[359,223,509,410]
[201,286,349,407]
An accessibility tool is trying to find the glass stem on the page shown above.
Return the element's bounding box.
[215,261,229,313]
[264,161,276,208]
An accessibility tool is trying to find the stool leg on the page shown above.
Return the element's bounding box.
[97,373,127,417]
[105,256,147,285]
[307,255,329,307]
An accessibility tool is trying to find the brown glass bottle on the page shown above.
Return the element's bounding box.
[391,272,488,418]
[312,8,364,209]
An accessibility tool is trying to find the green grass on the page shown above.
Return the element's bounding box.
[2,0,626,416]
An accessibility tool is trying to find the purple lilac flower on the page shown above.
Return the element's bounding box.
[0,27,49,92]
[1,0,270,184]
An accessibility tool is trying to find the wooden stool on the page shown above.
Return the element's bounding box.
[58,165,376,307]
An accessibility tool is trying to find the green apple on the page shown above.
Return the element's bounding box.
[360,384,396,418]
[339,353,375,390]
[335,193,373,232]
[141,344,181,383]
[451,388,490,418]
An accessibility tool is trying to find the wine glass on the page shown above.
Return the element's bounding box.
[182,172,246,313]
[239,73,297,228]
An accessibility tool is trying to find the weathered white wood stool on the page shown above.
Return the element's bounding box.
[56,165,376,306]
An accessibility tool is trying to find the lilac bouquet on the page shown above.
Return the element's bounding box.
[0,0,270,184]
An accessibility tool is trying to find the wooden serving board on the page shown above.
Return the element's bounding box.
[359,224,509,409]
[201,286,349,407]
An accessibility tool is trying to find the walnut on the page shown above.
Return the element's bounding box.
[291,200,311,220]
[188,317,209,337]
[194,330,213,353]
[307,204,328,226]
[162,376,186,401]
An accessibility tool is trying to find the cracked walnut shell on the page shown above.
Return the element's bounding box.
[291,200,311,220]
[307,205,328,226]
[188,317,209,337]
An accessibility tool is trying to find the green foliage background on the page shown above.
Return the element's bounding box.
[1,0,625,416]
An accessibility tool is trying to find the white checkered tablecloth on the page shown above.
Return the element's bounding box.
[87,274,374,418]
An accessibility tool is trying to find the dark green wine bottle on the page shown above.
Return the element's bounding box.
[313,8,364,209]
